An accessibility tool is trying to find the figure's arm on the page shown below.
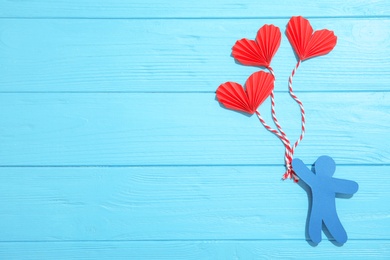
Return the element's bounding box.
[292,158,315,184]
[332,178,359,195]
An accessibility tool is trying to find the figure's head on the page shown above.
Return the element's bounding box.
[314,155,336,177]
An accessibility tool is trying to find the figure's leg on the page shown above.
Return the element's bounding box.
[323,212,348,244]
[308,203,322,244]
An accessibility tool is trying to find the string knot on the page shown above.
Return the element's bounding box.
[283,163,299,182]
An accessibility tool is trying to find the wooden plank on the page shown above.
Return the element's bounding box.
[0,0,388,18]
[0,18,389,92]
[0,166,387,241]
[0,240,389,260]
[0,92,388,166]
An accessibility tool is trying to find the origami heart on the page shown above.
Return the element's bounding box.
[232,24,281,67]
[216,71,274,115]
[286,16,337,61]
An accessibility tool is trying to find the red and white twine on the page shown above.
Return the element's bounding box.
[288,61,306,155]
[267,67,294,177]
[255,63,306,182]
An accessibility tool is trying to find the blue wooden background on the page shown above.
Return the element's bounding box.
[0,0,389,259]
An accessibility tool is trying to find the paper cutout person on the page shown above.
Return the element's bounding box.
[292,156,359,244]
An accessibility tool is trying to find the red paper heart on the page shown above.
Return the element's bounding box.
[232,24,281,67]
[286,16,337,61]
[216,71,274,115]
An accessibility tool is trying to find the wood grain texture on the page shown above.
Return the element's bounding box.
[0,0,388,18]
[0,19,389,92]
[1,0,390,257]
[0,92,388,166]
[0,166,387,241]
[0,240,389,260]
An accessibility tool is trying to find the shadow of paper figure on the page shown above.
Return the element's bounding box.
[292,156,358,245]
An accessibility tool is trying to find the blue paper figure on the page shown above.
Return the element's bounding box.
[292,156,358,244]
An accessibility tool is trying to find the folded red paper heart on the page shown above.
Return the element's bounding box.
[232,24,281,68]
[286,16,337,61]
[216,71,274,115]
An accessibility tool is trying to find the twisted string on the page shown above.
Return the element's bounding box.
[282,60,305,182]
[253,62,305,183]
[255,111,291,153]
[266,67,289,140]
[265,67,294,179]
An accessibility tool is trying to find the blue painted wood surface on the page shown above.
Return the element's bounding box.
[0,0,389,258]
